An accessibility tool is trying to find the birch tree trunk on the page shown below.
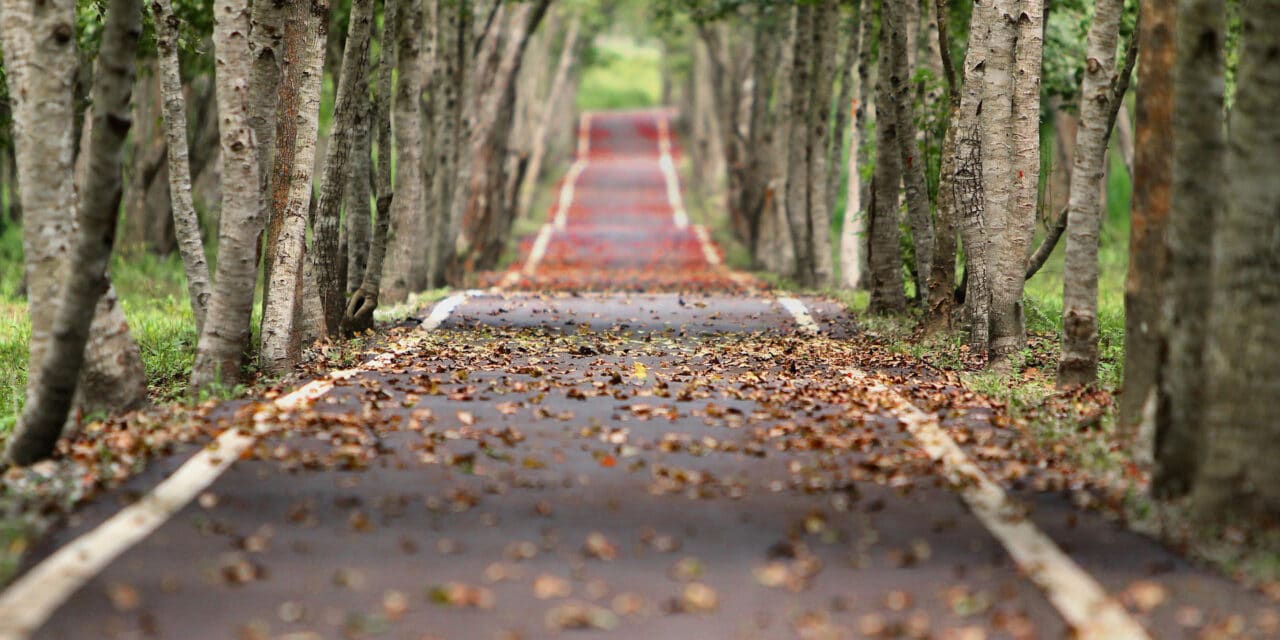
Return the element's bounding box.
[344,0,399,333]
[5,0,141,465]
[980,0,1019,365]
[428,0,464,288]
[1190,2,1280,521]
[258,1,329,375]
[381,0,426,302]
[152,0,211,334]
[0,0,146,424]
[868,0,907,314]
[313,0,374,336]
[1058,0,1125,385]
[191,0,264,393]
[1120,0,1175,437]
[1154,0,1225,498]
[955,0,992,353]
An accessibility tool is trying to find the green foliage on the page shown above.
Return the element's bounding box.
[577,36,662,110]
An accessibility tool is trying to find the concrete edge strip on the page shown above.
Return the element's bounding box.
[776,296,820,334]
[0,294,473,639]
[691,225,722,267]
[845,368,1151,640]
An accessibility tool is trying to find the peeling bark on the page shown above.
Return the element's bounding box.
[868,0,907,314]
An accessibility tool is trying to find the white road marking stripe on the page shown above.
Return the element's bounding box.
[846,370,1151,640]
[577,112,592,157]
[551,160,586,231]
[777,296,820,334]
[692,224,721,266]
[0,293,473,639]
[656,117,690,230]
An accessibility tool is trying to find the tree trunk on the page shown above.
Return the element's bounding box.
[890,0,934,303]
[804,1,839,288]
[868,0,907,314]
[784,6,817,287]
[758,7,796,276]
[0,0,146,425]
[1057,0,1123,385]
[191,0,265,394]
[344,0,399,333]
[381,0,426,302]
[260,0,330,375]
[954,0,992,354]
[924,0,961,333]
[312,0,374,337]
[982,0,1041,368]
[517,12,581,220]
[4,0,142,465]
[842,0,878,290]
[153,0,212,334]
[1190,1,1280,521]
[1155,0,1225,498]
[345,100,374,295]
[1120,0,1175,439]
[427,0,464,288]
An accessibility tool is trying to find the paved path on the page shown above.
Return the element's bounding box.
[3,110,1276,640]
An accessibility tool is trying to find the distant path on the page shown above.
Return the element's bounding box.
[2,110,1275,640]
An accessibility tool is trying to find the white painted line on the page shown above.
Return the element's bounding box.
[777,296,820,334]
[0,294,471,639]
[846,370,1151,640]
[577,112,592,158]
[692,224,721,266]
[419,290,478,331]
[551,160,586,231]
[656,117,689,230]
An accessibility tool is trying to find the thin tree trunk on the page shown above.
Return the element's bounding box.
[1059,2,1132,385]
[252,0,289,336]
[427,0,464,288]
[517,12,581,220]
[868,0,907,314]
[344,0,400,333]
[1154,0,1226,498]
[924,0,961,333]
[759,7,796,276]
[260,0,329,375]
[784,6,817,286]
[191,0,265,394]
[805,1,839,288]
[843,0,878,290]
[153,0,212,334]
[890,0,934,303]
[955,0,992,354]
[828,7,859,227]
[312,0,374,337]
[1190,2,1280,521]
[4,0,141,465]
[381,0,425,302]
[345,100,374,294]
[1120,0,1175,439]
[979,0,1018,361]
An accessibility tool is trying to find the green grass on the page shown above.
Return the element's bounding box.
[0,226,199,430]
[577,36,663,111]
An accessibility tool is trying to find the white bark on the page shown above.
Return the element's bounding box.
[153,0,212,334]
[191,0,263,393]
[260,1,329,375]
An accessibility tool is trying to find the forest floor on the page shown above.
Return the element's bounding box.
[0,110,1276,639]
